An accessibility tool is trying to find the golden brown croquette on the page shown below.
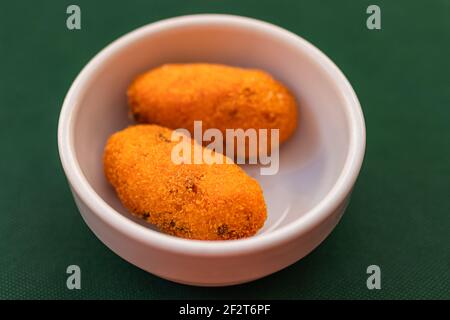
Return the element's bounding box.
[127,63,298,149]
[103,125,267,240]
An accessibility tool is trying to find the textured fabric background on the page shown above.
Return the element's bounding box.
[0,0,449,299]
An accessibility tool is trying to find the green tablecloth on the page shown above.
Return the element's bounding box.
[0,0,449,299]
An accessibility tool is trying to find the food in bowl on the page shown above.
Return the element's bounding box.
[59,15,365,285]
[103,62,299,240]
[103,124,267,240]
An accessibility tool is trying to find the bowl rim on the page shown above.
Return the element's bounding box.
[58,14,366,256]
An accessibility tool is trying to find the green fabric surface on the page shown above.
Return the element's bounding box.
[0,0,449,299]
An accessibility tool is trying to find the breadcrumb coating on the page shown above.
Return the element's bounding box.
[127,63,298,149]
[104,125,267,240]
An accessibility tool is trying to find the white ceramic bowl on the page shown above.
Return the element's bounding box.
[58,14,365,286]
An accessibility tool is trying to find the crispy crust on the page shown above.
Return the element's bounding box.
[127,63,298,146]
[103,125,267,240]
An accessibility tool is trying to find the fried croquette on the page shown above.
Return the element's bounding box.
[127,63,298,148]
[103,125,267,240]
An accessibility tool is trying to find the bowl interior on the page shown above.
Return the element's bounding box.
[71,19,351,237]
